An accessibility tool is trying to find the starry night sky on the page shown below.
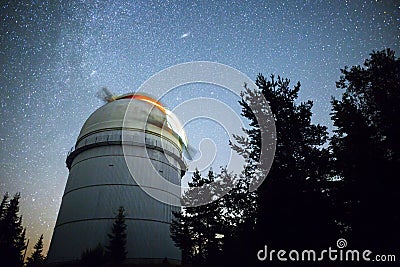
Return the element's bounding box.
[1,0,399,255]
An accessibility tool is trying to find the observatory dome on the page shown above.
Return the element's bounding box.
[77,93,188,151]
[47,92,186,265]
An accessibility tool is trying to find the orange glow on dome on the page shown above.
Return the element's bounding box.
[116,94,166,113]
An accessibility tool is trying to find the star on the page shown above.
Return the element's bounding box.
[180,32,191,39]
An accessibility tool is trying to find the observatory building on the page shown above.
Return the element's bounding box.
[47,93,187,266]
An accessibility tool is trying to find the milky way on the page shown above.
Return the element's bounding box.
[0,0,399,254]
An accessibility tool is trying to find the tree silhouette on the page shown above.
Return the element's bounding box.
[0,192,10,241]
[80,243,105,267]
[171,169,224,265]
[330,48,400,250]
[106,206,127,264]
[231,74,338,259]
[171,74,342,265]
[217,169,257,266]
[0,192,9,220]
[170,207,195,264]
[26,234,45,267]
[0,192,27,267]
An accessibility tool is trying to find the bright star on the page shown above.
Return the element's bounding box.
[180,32,190,39]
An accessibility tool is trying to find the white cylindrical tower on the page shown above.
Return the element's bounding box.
[47,93,186,266]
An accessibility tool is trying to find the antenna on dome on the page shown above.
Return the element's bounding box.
[96,87,116,103]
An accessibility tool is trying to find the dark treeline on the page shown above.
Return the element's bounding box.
[171,49,400,266]
[0,192,46,267]
[0,193,127,267]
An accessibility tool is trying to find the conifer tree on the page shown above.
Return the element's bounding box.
[218,170,257,265]
[171,169,223,265]
[0,192,9,220]
[26,234,45,267]
[170,208,195,264]
[80,243,105,267]
[330,48,400,249]
[106,206,127,264]
[0,193,27,267]
[0,192,9,240]
[232,74,337,256]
